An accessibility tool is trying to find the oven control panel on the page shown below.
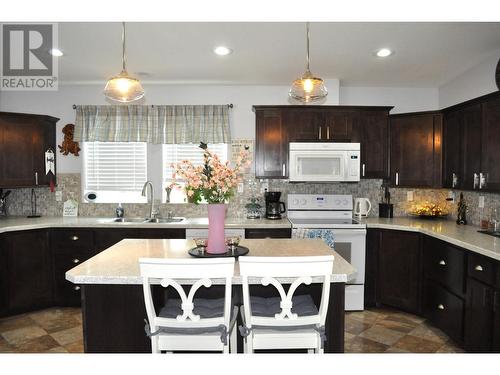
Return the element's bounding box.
[287,194,353,210]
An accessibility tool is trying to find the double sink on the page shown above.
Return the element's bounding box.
[111,217,185,224]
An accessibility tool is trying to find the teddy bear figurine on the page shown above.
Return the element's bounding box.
[58,124,81,156]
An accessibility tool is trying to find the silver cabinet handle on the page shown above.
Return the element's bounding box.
[437,304,445,310]
[326,126,330,140]
[318,126,322,140]
[395,172,399,186]
[473,173,479,189]
[70,235,79,241]
[475,265,484,272]
[282,163,286,177]
[35,172,38,185]
[479,173,487,189]
[439,260,446,266]
[74,286,81,291]
[72,258,80,264]
[362,164,366,177]
[452,173,458,188]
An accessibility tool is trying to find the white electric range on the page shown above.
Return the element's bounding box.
[287,193,367,311]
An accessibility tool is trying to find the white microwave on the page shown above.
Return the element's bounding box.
[289,142,361,182]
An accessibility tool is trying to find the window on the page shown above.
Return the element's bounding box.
[162,143,228,203]
[83,142,147,203]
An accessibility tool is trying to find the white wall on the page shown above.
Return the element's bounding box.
[0,79,340,173]
[339,86,439,114]
[439,51,500,108]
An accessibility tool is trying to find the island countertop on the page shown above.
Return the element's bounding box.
[66,238,357,285]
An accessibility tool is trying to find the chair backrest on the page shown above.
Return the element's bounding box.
[238,255,334,328]
[139,257,235,330]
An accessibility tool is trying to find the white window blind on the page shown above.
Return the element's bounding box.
[83,142,147,203]
[162,143,228,203]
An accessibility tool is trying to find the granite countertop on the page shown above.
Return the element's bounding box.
[0,216,292,234]
[65,238,357,285]
[361,217,500,261]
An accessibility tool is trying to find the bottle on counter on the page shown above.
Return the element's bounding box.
[116,203,124,218]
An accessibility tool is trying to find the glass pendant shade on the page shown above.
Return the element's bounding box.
[104,70,145,102]
[289,23,327,103]
[104,22,145,103]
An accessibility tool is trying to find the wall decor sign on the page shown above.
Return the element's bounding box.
[58,123,81,156]
[63,198,78,217]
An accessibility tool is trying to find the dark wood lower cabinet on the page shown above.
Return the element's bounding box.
[94,228,186,252]
[244,228,291,239]
[493,290,500,352]
[378,230,421,314]
[364,229,380,307]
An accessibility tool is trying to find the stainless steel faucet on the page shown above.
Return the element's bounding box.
[141,181,155,219]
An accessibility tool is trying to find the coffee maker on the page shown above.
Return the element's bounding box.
[265,191,286,220]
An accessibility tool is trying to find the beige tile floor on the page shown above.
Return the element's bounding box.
[0,306,464,353]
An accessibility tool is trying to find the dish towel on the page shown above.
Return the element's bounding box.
[292,228,335,250]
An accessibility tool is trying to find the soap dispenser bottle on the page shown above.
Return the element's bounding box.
[116,203,124,218]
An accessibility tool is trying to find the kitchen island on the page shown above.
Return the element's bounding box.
[66,238,356,353]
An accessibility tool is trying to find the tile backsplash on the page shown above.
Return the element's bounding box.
[4,173,500,226]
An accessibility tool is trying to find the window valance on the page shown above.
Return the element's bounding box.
[74,105,231,144]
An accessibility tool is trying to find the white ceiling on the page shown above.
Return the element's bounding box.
[55,22,500,87]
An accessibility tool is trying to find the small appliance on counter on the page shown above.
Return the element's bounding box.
[264,191,286,220]
[379,184,393,218]
[353,198,372,218]
[478,206,500,238]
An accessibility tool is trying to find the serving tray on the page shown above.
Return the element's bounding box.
[188,246,249,258]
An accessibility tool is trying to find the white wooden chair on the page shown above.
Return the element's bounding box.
[139,257,237,353]
[238,255,334,353]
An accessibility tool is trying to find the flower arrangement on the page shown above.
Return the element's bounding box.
[170,142,251,204]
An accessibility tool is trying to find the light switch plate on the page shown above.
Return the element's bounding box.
[407,191,414,201]
[448,190,456,203]
[260,180,269,193]
[479,196,485,208]
[237,183,244,193]
[55,190,62,202]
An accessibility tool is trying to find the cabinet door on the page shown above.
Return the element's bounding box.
[460,104,482,190]
[493,290,500,352]
[286,108,322,142]
[244,228,291,239]
[481,95,500,191]
[443,109,462,188]
[390,113,442,187]
[3,230,53,314]
[378,230,421,313]
[353,112,389,179]
[255,109,288,178]
[323,110,352,141]
[364,229,380,307]
[464,277,494,352]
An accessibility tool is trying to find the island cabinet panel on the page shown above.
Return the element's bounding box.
[94,228,186,252]
[481,94,500,191]
[0,111,58,188]
[389,112,442,188]
[254,108,288,179]
[0,230,53,315]
[378,230,421,314]
[244,228,292,239]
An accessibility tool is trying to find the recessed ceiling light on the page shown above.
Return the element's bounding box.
[375,48,393,58]
[213,46,232,56]
[49,48,64,57]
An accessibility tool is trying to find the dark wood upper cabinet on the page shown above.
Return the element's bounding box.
[390,111,442,188]
[0,111,58,188]
[442,109,462,189]
[286,108,323,142]
[481,94,500,191]
[460,104,482,190]
[254,108,288,179]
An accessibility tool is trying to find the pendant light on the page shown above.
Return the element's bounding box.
[104,22,145,102]
[289,22,327,103]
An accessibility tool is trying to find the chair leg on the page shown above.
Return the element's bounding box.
[246,335,253,354]
[151,337,160,354]
[230,328,237,353]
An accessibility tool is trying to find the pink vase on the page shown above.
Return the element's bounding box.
[207,204,227,254]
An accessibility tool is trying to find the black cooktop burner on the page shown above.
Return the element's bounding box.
[477,230,500,238]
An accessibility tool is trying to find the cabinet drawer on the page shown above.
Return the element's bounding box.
[244,228,292,239]
[468,253,495,286]
[51,229,94,251]
[423,240,465,296]
[423,279,464,344]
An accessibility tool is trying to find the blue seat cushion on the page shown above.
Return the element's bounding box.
[250,294,318,317]
[159,297,227,319]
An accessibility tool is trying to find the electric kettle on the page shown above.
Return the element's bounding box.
[354,198,372,218]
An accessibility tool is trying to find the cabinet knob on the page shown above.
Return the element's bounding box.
[362,163,365,177]
[70,235,79,241]
[395,172,399,186]
[326,126,330,140]
[473,173,479,189]
[74,286,81,291]
[35,172,39,185]
[474,265,484,272]
[72,258,80,264]
[318,126,322,140]
[437,304,445,310]
[452,173,458,188]
[282,163,286,177]
[439,260,446,266]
